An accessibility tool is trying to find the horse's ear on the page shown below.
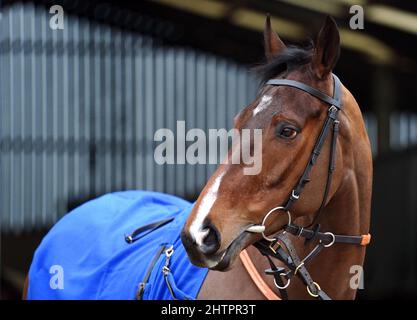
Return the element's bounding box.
[264,14,286,62]
[311,16,340,79]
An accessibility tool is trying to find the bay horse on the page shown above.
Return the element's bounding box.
[182,15,372,300]
[24,16,372,300]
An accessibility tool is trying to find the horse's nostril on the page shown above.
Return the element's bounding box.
[200,225,220,255]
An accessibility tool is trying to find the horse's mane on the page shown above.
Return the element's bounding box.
[255,41,314,84]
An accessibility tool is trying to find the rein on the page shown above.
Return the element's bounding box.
[243,74,371,300]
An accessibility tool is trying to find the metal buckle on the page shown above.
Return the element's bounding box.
[274,273,291,290]
[125,235,133,243]
[268,241,281,254]
[291,189,300,200]
[323,232,336,248]
[294,262,305,275]
[165,245,174,257]
[162,265,170,275]
[328,105,338,113]
[162,245,174,275]
[137,282,146,299]
[306,282,321,298]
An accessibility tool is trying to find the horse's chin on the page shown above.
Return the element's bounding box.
[208,231,256,271]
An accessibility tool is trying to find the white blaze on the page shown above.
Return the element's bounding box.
[252,95,272,116]
[189,171,225,246]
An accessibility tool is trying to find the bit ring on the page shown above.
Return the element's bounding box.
[261,206,291,242]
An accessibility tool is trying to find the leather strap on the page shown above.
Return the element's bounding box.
[306,119,340,228]
[283,105,339,212]
[265,256,289,300]
[266,74,342,109]
[285,224,371,246]
[277,233,330,300]
[239,249,281,300]
[125,217,175,244]
[136,244,167,300]
[296,242,325,267]
[268,74,343,213]
[251,234,332,300]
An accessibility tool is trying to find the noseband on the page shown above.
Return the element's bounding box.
[244,74,371,300]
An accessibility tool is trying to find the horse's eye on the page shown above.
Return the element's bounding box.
[278,126,298,139]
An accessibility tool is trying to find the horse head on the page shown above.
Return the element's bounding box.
[182,16,368,272]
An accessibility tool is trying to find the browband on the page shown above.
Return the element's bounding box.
[266,74,343,110]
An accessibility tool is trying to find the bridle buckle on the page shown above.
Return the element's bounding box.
[306,282,321,298]
[274,273,291,290]
[268,241,281,254]
[291,190,300,200]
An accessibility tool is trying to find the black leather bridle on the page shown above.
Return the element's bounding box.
[268,74,342,217]
[251,74,369,300]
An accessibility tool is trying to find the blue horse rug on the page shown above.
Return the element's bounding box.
[27,191,209,300]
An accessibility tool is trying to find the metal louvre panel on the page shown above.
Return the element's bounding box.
[0,3,11,230]
[0,3,257,232]
[184,50,196,197]
[164,46,175,196]
[154,45,166,194]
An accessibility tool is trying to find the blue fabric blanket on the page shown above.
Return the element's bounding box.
[27,191,209,300]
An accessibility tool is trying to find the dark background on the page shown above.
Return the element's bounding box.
[1,0,417,299]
